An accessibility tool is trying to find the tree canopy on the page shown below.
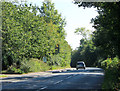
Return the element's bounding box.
[2,1,72,71]
[71,2,120,68]
[74,2,120,58]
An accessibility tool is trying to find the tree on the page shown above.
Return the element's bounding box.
[2,1,71,70]
[75,27,90,39]
[71,27,98,67]
[92,3,120,58]
[74,2,120,58]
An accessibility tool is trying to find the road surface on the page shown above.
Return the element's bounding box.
[1,67,104,91]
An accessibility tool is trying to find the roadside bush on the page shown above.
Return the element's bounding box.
[20,60,30,73]
[51,64,70,70]
[50,54,61,66]
[101,57,120,90]
[6,58,51,74]
[50,54,70,67]
[22,58,51,72]
[7,63,24,74]
[4,58,71,74]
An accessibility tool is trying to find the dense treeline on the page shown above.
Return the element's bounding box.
[71,27,100,67]
[2,1,71,73]
[73,2,120,59]
[71,2,120,90]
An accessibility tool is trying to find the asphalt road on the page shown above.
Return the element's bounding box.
[2,67,104,91]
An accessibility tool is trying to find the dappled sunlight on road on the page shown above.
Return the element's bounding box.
[2,67,104,90]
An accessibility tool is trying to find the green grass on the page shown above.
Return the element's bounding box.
[23,58,71,72]
[2,58,71,74]
[0,75,8,78]
[51,65,70,70]
[21,58,51,72]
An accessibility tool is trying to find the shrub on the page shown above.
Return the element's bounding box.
[7,64,24,74]
[101,57,120,90]
[21,58,51,72]
[6,58,51,73]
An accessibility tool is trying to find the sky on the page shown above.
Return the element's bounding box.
[25,0,98,50]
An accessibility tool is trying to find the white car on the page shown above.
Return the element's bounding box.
[76,61,86,70]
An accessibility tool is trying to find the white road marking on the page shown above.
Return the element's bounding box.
[40,86,47,90]
[67,76,72,79]
[65,75,74,79]
[54,80,63,84]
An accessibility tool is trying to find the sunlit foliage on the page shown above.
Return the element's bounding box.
[2,1,71,72]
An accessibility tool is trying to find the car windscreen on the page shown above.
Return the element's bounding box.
[77,63,84,66]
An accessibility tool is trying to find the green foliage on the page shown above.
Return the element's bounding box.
[50,41,72,67]
[76,2,120,58]
[101,57,119,69]
[51,65,70,70]
[0,75,8,78]
[101,57,120,90]
[71,27,98,67]
[6,58,51,73]
[92,3,120,58]
[75,27,90,39]
[7,63,24,74]
[71,38,98,67]
[21,59,51,72]
[74,2,120,90]
[2,1,72,72]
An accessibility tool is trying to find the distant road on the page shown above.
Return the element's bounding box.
[2,67,104,90]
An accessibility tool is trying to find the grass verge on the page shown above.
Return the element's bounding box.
[2,58,71,74]
[0,75,8,78]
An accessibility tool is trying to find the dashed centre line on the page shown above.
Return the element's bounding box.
[65,76,72,79]
[54,80,63,84]
[38,74,78,90]
[40,86,48,90]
